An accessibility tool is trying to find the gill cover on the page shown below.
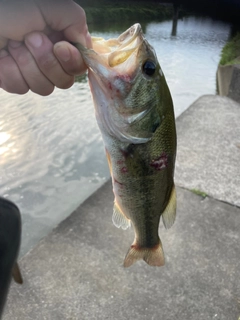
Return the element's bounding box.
[76,24,163,144]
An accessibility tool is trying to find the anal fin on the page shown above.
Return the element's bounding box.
[162,184,177,229]
[112,202,131,230]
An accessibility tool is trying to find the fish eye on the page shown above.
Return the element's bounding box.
[142,60,156,76]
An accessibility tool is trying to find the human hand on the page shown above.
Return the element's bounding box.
[0,0,91,95]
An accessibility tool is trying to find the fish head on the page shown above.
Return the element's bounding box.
[76,24,167,144]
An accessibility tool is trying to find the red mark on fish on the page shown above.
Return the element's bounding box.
[121,167,128,173]
[117,160,124,165]
[117,160,128,173]
[150,153,168,171]
[116,74,131,82]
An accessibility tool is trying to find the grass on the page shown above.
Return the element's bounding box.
[74,1,174,25]
[74,74,88,84]
[190,189,208,198]
[84,5,173,24]
[220,32,240,66]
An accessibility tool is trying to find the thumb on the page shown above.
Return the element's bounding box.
[54,41,87,76]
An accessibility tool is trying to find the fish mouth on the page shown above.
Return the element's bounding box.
[75,23,144,71]
[115,23,142,48]
[106,23,143,67]
[74,24,154,144]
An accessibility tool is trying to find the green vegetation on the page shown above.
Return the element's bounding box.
[85,6,173,24]
[75,1,174,25]
[220,32,240,66]
[190,189,208,198]
[75,74,87,84]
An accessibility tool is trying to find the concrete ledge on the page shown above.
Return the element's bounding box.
[175,94,240,207]
[217,64,240,103]
[217,64,234,96]
[228,64,240,102]
[3,183,240,320]
[3,94,240,320]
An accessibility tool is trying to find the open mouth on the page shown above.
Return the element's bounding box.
[91,23,144,67]
[75,23,145,76]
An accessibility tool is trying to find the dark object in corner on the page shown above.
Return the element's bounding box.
[0,197,22,318]
[173,0,240,25]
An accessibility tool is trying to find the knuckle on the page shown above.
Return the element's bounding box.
[8,44,33,68]
[15,51,32,68]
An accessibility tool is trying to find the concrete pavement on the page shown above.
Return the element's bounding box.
[3,95,240,320]
[175,95,240,207]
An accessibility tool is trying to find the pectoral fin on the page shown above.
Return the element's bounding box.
[112,202,131,230]
[162,185,177,229]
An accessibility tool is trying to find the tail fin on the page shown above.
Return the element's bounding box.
[123,242,165,268]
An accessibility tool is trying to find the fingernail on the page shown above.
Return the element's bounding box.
[0,49,8,58]
[27,33,43,48]
[54,44,70,62]
[9,40,22,48]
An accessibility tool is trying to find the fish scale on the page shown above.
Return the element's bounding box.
[76,23,177,267]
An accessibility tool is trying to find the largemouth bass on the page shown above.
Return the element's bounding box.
[76,23,177,267]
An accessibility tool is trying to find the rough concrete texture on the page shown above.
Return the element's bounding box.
[3,182,240,320]
[175,95,240,207]
[228,65,240,103]
[3,94,240,320]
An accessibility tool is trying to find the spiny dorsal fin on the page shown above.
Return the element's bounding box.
[162,185,177,229]
[112,202,131,230]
